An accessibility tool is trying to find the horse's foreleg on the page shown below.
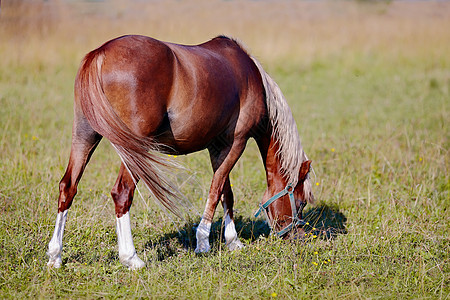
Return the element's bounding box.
[221,178,244,250]
[195,139,246,253]
[111,163,145,269]
[47,114,101,268]
[210,150,243,250]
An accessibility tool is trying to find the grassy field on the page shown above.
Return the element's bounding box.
[0,0,449,298]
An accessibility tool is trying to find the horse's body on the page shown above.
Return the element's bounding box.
[47,35,313,269]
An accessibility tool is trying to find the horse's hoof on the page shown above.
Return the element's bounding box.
[120,254,145,270]
[128,257,145,270]
[47,257,62,268]
[227,239,244,251]
[194,241,211,254]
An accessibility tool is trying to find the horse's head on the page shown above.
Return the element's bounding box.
[256,160,313,239]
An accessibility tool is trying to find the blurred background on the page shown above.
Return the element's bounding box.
[2,0,449,68]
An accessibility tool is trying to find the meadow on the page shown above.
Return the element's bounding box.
[0,0,449,298]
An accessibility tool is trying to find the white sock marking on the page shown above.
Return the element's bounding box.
[224,214,244,250]
[195,220,211,253]
[47,210,68,268]
[116,212,145,269]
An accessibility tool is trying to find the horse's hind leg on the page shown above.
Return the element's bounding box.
[111,163,145,269]
[47,113,101,268]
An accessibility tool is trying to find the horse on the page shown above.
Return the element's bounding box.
[47,35,314,269]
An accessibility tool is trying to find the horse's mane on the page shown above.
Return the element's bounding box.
[241,46,314,204]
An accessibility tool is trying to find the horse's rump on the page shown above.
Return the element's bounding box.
[75,40,187,217]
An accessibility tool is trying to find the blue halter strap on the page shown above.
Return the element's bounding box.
[254,184,305,237]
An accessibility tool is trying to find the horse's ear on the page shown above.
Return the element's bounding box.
[299,160,312,181]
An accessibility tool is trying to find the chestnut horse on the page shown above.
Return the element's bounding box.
[47,35,314,269]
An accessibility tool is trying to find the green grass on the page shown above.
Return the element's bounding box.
[1,1,449,299]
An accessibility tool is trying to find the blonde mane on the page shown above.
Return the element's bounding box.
[250,56,314,203]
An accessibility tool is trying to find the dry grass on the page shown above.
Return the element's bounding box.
[1,0,449,65]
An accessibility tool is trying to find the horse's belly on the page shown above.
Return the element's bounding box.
[155,99,239,154]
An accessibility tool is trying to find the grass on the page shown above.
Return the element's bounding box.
[0,0,449,298]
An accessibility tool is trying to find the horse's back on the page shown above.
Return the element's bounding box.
[167,37,266,150]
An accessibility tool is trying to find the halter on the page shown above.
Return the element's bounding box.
[254,184,306,237]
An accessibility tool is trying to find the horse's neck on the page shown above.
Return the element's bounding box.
[257,134,289,195]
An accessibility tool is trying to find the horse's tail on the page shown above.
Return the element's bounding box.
[75,48,186,217]
[250,56,314,204]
